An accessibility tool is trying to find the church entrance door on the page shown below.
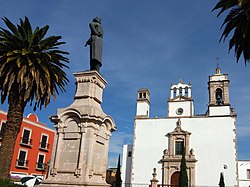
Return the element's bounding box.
[171,171,180,187]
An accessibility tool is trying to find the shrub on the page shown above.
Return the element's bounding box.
[0,178,26,186]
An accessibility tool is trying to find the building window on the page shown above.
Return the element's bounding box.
[173,88,177,97]
[40,134,49,150]
[20,129,32,146]
[175,140,184,155]
[185,87,188,96]
[36,154,46,170]
[179,87,182,96]
[16,150,28,168]
[128,151,132,157]
[139,92,142,99]
[247,169,250,179]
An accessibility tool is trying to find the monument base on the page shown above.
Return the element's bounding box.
[40,70,116,187]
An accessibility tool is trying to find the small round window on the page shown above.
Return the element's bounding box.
[176,108,184,115]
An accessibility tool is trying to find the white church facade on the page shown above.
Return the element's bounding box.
[122,68,239,187]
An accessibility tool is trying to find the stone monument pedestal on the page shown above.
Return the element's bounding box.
[40,70,116,187]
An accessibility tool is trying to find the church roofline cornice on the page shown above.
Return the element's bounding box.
[134,114,236,121]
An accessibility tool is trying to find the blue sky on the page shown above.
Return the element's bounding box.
[0,0,249,167]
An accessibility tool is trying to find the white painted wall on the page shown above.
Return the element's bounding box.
[209,106,231,116]
[168,101,194,117]
[136,102,149,117]
[238,160,250,187]
[130,116,237,186]
[121,144,132,187]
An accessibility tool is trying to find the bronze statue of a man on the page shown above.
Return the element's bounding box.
[85,17,103,72]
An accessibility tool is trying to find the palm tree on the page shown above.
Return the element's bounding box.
[212,0,250,64]
[0,17,69,178]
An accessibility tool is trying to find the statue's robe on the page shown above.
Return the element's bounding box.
[90,35,102,66]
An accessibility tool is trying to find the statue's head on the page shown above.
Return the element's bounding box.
[93,17,101,24]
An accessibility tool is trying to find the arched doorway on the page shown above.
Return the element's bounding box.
[171,171,180,187]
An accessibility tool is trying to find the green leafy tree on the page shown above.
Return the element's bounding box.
[0,17,69,178]
[212,0,250,64]
[219,172,225,187]
[179,149,188,187]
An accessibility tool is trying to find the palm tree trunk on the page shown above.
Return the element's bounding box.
[0,87,26,179]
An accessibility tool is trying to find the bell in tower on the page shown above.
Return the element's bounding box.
[215,88,223,105]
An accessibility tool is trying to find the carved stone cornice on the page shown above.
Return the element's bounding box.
[74,70,106,89]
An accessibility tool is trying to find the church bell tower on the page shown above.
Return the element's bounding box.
[208,67,232,116]
[168,81,194,117]
[136,88,150,118]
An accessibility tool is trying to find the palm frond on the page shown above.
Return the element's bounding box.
[213,0,250,64]
[220,8,242,42]
[23,16,33,41]
[2,17,21,38]
[212,0,238,16]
